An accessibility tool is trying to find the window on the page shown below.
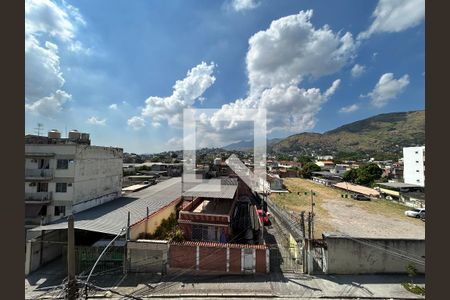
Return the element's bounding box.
[57,159,69,169]
[55,182,67,193]
[54,206,66,216]
[37,182,48,192]
[192,225,209,241]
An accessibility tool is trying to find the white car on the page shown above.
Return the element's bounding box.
[405,208,425,218]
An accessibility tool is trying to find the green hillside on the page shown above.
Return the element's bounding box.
[271,110,425,156]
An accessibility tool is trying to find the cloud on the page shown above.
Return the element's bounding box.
[127,116,146,130]
[351,64,366,78]
[339,104,360,113]
[25,90,72,117]
[201,10,350,143]
[87,116,106,126]
[129,61,216,128]
[25,0,87,117]
[230,0,260,12]
[363,73,410,107]
[358,0,425,40]
[166,137,183,150]
[109,104,118,110]
[246,10,355,94]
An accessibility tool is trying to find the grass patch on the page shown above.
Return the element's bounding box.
[402,282,425,296]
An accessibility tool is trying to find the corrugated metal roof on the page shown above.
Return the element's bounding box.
[333,182,380,196]
[182,183,237,199]
[29,178,182,235]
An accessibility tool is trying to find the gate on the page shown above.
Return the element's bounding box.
[63,245,124,274]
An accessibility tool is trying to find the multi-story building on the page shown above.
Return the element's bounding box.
[403,146,425,187]
[25,130,123,230]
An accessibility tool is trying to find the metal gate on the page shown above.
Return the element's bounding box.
[268,240,302,273]
[63,246,124,274]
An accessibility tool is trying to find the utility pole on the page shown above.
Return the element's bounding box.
[310,189,315,240]
[299,211,305,239]
[34,123,44,136]
[67,215,76,300]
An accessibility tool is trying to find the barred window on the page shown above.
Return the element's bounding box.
[192,225,208,241]
[57,159,69,169]
[56,182,67,193]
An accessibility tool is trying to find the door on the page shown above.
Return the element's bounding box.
[243,248,253,272]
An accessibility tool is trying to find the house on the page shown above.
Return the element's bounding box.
[315,160,335,170]
[377,182,424,204]
[178,177,262,244]
[403,146,425,187]
[25,130,123,230]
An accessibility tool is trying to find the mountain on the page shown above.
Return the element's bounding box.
[223,138,283,151]
[270,110,425,155]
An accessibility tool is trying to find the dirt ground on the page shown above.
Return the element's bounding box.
[271,178,425,239]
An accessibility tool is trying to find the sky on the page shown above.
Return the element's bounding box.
[25,0,425,154]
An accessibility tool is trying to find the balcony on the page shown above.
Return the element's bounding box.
[25,192,52,203]
[25,169,53,181]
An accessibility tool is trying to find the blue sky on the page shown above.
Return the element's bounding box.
[25,0,425,153]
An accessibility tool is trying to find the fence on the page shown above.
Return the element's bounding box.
[168,241,269,274]
[62,245,124,274]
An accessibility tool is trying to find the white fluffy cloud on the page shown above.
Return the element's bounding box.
[339,104,360,113]
[246,10,355,94]
[230,0,260,12]
[129,61,216,129]
[202,10,349,143]
[25,0,87,117]
[109,104,118,110]
[351,64,366,78]
[363,73,410,107]
[87,116,106,126]
[25,90,72,118]
[127,116,146,130]
[358,0,425,40]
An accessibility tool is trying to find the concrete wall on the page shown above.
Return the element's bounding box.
[403,146,425,187]
[323,235,425,274]
[127,240,168,273]
[25,229,67,275]
[129,198,180,240]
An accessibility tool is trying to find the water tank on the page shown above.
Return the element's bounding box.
[68,130,81,140]
[80,133,90,140]
[47,129,61,139]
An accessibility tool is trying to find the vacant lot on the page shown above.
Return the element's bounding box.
[270,178,425,239]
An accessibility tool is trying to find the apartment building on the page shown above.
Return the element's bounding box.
[403,146,425,187]
[25,130,123,230]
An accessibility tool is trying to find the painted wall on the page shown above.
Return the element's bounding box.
[324,235,425,274]
[129,198,180,240]
[403,146,425,187]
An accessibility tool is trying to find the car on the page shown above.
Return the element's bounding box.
[351,194,370,201]
[256,209,271,226]
[143,181,149,185]
[405,208,425,218]
[419,210,425,221]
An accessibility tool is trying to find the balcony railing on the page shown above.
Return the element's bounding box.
[25,169,53,179]
[25,192,52,202]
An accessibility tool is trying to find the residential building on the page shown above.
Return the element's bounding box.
[25,131,123,230]
[267,174,284,191]
[403,146,425,187]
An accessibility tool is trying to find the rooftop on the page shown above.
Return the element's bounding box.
[30,178,183,235]
[377,182,423,189]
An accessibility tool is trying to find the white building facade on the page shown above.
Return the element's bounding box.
[25,136,123,229]
[403,146,425,187]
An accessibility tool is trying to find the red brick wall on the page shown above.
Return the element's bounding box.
[229,248,241,273]
[255,249,267,273]
[199,247,226,272]
[168,241,268,274]
[169,244,196,269]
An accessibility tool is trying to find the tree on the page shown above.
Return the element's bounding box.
[297,155,313,165]
[342,169,358,183]
[355,163,383,186]
[301,162,321,179]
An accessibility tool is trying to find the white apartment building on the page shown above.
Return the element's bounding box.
[25,131,123,229]
[403,146,425,187]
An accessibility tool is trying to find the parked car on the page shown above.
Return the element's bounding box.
[351,194,370,201]
[257,209,271,226]
[419,210,425,221]
[143,181,149,185]
[405,208,425,218]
